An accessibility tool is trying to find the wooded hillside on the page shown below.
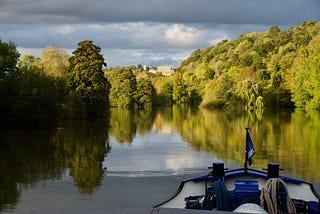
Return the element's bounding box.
[177,20,320,109]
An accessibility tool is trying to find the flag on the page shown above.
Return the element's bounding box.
[246,131,255,166]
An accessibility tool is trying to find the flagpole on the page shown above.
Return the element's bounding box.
[244,128,249,171]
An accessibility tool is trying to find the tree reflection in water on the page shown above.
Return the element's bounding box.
[0,117,110,211]
[62,119,110,194]
[0,107,319,212]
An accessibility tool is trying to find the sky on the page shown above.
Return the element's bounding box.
[0,0,319,68]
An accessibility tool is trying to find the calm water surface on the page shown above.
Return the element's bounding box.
[0,107,319,213]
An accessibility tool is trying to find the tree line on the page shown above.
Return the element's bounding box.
[107,20,320,110]
[178,20,320,109]
[0,20,319,127]
[0,40,109,127]
[0,40,160,127]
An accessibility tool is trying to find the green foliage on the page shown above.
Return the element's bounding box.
[68,40,110,116]
[3,66,66,127]
[262,87,293,107]
[0,41,112,126]
[17,54,38,69]
[106,67,157,109]
[180,48,201,68]
[172,73,188,104]
[63,119,109,194]
[291,33,320,109]
[108,108,136,142]
[188,88,202,106]
[0,40,20,79]
[116,21,318,109]
[1,20,319,125]
[235,79,260,107]
[201,74,233,108]
[135,77,156,109]
[36,46,70,77]
[158,79,174,105]
[177,20,320,109]
[106,67,137,108]
[0,44,73,127]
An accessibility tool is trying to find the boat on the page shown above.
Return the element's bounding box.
[155,128,320,213]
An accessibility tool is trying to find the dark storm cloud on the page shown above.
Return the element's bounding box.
[1,0,319,25]
[1,0,319,66]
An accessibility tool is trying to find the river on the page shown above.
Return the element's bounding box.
[0,106,319,213]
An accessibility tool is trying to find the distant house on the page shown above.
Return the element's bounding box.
[157,66,175,76]
[146,65,175,76]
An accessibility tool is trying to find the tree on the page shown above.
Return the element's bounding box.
[17,54,38,69]
[0,40,20,123]
[36,46,70,77]
[174,21,320,109]
[200,74,233,108]
[235,79,260,107]
[135,78,156,109]
[5,65,66,126]
[159,80,173,105]
[106,68,137,108]
[68,40,110,116]
[0,40,20,79]
[268,25,281,35]
[172,73,188,104]
[291,34,320,109]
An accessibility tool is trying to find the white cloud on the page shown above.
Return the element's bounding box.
[9,22,271,67]
[165,24,203,46]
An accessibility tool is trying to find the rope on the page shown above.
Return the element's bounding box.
[260,178,296,214]
[213,180,231,211]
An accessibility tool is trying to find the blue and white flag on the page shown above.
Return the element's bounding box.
[246,131,255,166]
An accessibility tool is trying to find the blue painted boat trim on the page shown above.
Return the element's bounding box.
[192,168,306,185]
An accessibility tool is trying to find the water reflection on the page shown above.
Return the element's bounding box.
[108,108,157,143]
[61,119,110,194]
[107,106,320,181]
[164,107,320,181]
[0,129,65,210]
[0,118,110,211]
[0,107,319,212]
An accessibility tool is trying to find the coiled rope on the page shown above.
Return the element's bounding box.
[201,180,231,210]
[213,180,231,211]
[260,178,296,214]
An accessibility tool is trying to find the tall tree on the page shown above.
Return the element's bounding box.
[0,40,20,79]
[5,65,66,126]
[37,46,70,77]
[0,40,20,123]
[106,67,137,108]
[172,73,188,104]
[68,40,110,116]
[135,77,156,109]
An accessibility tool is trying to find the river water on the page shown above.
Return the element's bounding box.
[0,107,319,213]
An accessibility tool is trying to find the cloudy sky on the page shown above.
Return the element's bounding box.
[0,0,319,67]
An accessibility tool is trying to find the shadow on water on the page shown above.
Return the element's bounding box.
[0,117,110,211]
[0,128,65,211]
